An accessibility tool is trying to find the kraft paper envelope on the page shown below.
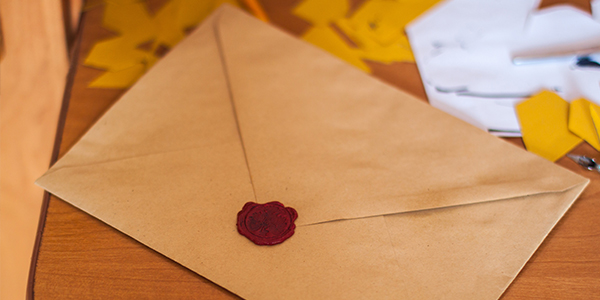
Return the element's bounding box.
[37,5,589,300]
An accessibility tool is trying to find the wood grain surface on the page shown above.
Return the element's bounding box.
[29,0,600,299]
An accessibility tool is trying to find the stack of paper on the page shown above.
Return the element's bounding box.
[407,0,600,136]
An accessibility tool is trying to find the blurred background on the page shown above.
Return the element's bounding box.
[0,0,80,299]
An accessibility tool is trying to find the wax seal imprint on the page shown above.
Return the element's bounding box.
[237,201,298,246]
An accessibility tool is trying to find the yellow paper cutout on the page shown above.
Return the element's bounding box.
[340,0,439,46]
[567,98,600,150]
[336,19,412,63]
[302,26,370,73]
[357,34,414,63]
[516,91,582,162]
[85,0,241,88]
[89,63,148,88]
[338,1,404,47]
[590,105,600,144]
[152,2,185,48]
[293,0,441,71]
[102,1,156,38]
[85,37,154,71]
[293,0,348,26]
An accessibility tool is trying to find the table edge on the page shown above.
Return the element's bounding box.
[26,10,87,300]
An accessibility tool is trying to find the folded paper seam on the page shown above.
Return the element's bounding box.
[214,10,259,203]
[299,180,589,227]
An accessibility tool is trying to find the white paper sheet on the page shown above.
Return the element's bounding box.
[407,0,600,136]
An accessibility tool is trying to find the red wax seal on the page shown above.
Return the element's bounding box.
[237,201,298,246]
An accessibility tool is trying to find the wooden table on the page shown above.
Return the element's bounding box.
[28,0,600,299]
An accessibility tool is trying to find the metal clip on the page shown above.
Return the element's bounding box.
[567,154,600,173]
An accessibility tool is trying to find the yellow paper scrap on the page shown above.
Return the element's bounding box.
[85,37,154,71]
[590,105,600,143]
[85,0,241,88]
[336,18,407,63]
[302,26,370,73]
[152,2,186,48]
[357,34,414,63]
[338,0,440,47]
[337,1,404,47]
[516,91,582,162]
[102,1,156,38]
[292,0,348,26]
[567,98,600,150]
[293,0,441,70]
[89,63,148,88]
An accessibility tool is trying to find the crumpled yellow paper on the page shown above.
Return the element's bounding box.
[293,0,440,72]
[302,26,370,72]
[516,91,583,161]
[85,0,240,88]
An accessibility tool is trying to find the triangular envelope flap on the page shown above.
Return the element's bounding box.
[36,12,255,226]
[43,12,241,173]
[216,6,587,226]
[382,181,588,299]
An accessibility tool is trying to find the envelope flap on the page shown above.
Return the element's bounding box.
[47,12,238,172]
[216,6,587,226]
[37,11,256,220]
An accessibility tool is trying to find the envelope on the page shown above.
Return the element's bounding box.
[36,5,589,300]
